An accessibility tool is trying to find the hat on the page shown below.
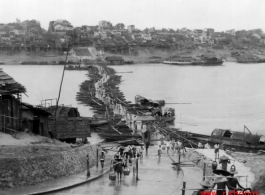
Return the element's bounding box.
[200,180,214,188]
[213,169,231,176]
[220,155,229,160]
[229,170,238,175]
[214,176,227,183]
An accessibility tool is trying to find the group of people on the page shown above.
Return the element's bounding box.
[163,139,185,155]
[111,145,144,181]
[196,166,251,195]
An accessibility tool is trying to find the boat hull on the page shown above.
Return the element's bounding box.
[163,60,223,66]
[90,120,109,127]
[208,138,265,153]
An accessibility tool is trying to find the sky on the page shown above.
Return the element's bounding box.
[1,0,265,32]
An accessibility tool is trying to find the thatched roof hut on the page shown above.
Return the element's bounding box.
[0,68,26,95]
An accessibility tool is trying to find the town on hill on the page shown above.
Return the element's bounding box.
[1,18,265,64]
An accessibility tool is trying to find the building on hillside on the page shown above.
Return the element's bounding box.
[148,27,156,33]
[98,20,112,29]
[202,28,214,41]
[141,33,152,41]
[225,29,236,36]
[45,106,90,143]
[252,33,261,40]
[127,25,135,33]
[21,103,51,136]
[48,19,74,35]
[70,47,98,60]
[0,68,26,134]
[82,25,98,32]
[21,20,41,31]
[0,23,5,29]
[105,56,125,65]
[100,30,112,39]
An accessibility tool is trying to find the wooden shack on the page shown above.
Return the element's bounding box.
[21,102,51,136]
[105,56,125,65]
[0,68,26,134]
[46,106,90,143]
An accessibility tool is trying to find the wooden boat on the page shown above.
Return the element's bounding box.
[115,139,144,146]
[237,54,261,63]
[208,128,265,153]
[90,119,109,127]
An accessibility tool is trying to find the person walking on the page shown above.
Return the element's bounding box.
[227,168,249,193]
[139,145,144,159]
[145,141,150,155]
[193,180,213,195]
[171,140,176,155]
[157,145,162,158]
[86,154,90,177]
[219,155,230,171]
[131,156,137,176]
[166,141,171,154]
[211,176,234,195]
[99,151,105,168]
[214,143,220,159]
[115,158,123,181]
[118,146,125,158]
[198,142,203,149]
[132,146,137,158]
[123,146,130,160]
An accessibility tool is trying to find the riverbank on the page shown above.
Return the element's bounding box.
[0,132,101,188]
[0,52,77,65]
[0,48,242,65]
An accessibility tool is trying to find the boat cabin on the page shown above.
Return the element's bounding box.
[209,128,265,152]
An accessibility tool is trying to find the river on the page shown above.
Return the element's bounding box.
[1,62,265,135]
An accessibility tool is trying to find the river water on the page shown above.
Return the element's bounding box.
[2,62,265,135]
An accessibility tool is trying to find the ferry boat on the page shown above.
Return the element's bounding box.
[208,128,265,153]
[163,54,223,66]
[236,54,262,63]
[163,55,194,65]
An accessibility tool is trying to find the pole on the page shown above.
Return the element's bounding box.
[203,162,206,181]
[96,147,99,167]
[246,175,248,188]
[136,158,139,180]
[182,182,186,195]
[87,154,90,177]
[180,113,183,130]
[3,115,5,133]
[178,147,181,170]
[53,41,71,134]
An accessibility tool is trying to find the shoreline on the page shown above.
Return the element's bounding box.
[0,49,240,65]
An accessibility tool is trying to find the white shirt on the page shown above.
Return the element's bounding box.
[214,144,220,149]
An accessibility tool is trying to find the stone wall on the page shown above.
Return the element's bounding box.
[185,150,214,177]
[0,144,99,188]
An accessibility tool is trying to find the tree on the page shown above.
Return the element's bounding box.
[115,23,125,30]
